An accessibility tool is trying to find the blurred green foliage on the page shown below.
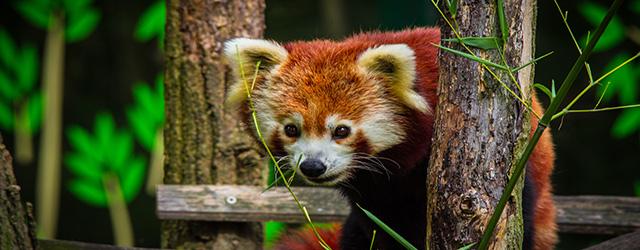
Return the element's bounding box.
[580,0,640,138]
[15,0,101,42]
[66,113,145,206]
[127,75,164,150]
[0,28,42,132]
[135,0,165,47]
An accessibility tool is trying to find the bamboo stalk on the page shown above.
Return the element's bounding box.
[104,173,134,247]
[145,129,164,195]
[36,12,65,239]
[15,101,33,164]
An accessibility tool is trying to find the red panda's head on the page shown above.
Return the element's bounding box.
[224,38,432,185]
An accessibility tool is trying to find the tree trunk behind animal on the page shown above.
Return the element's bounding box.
[427,0,537,249]
[162,0,266,249]
[0,134,38,250]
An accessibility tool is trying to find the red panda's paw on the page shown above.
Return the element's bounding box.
[272,224,341,250]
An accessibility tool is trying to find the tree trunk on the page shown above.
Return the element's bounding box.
[426,0,537,249]
[0,134,38,250]
[162,0,266,249]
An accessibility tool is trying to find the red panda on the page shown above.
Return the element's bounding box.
[224,27,557,250]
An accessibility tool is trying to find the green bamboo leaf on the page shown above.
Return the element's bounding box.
[633,0,640,14]
[133,83,156,116]
[356,204,417,250]
[264,222,287,247]
[15,1,50,29]
[458,243,477,250]
[436,44,508,70]
[634,180,640,197]
[69,179,108,207]
[134,1,165,42]
[598,53,637,104]
[446,0,458,17]
[0,101,13,130]
[65,8,100,43]
[95,113,115,152]
[62,0,91,13]
[497,0,508,45]
[0,29,16,67]
[16,44,38,91]
[442,37,500,50]
[27,92,42,132]
[121,156,145,202]
[534,83,553,101]
[612,109,640,138]
[109,132,133,172]
[0,70,18,100]
[65,152,102,181]
[67,125,101,162]
[127,107,155,149]
[579,2,625,52]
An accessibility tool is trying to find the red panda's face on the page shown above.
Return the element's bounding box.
[224,38,430,185]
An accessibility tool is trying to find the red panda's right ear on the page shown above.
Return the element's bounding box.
[224,38,288,108]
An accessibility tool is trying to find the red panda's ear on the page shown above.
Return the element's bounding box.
[357,44,431,114]
[224,38,288,108]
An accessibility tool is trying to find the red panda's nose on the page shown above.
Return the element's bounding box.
[299,159,327,178]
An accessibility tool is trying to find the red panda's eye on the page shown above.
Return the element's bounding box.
[284,124,300,137]
[333,126,351,139]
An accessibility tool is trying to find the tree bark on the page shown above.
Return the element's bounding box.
[0,134,38,250]
[427,0,536,249]
[162,0,266,249]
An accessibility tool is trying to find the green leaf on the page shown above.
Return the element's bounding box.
[357,204,417,250]
[446,0,458,17]
[0,70,18,100]
[62,0,91,13]
[127,107,155,149]
[15,1,50,29]
[436,44,508,70]
[134,1,166,42]
[16,44,38,91]
[632,0,640,14]
[0,29,16,67]
[264,222,286,247]
[120,156,145,202]
[612,109,640,138]
[65,8,100,43]
[67,125,101,162]
[133,83,156,116]
[68,179,108,207]
[442,37,500,50]
[497,0,508,45]
[65,152,102,181]
[95,113,115,153]
[458,243,477,250]
[534,83,553,101]
[598,53,637,104]
[634,180,640,197]
[579,2,625,52]
[0,101,13,130]
[109,132,133,172]
[27,92,42,132]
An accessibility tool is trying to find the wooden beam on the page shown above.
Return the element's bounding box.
[582,230,640,250]
[157,185,640,235]
[38,239,160,250]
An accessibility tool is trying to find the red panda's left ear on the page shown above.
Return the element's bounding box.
[357,44,431,114]
[223,38,289,108]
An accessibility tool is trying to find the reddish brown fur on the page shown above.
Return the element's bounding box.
[254,27,556,249]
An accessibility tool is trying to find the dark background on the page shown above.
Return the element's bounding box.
[1,0,638,249]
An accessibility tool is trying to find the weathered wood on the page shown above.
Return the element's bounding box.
[0,134,37,250]
[38,239,159,250]
[428,0,537,248]
[583,230,640,250]
[555,196,640,235]
[162,0,266,249]
[158,185,349,223]
[157,185,640,236]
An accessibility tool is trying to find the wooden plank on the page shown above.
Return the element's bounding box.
[555,196,640,235]
[157,185,640,234]
[157,185,349,223]
[583,230,640,250]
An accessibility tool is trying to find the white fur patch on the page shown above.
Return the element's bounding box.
[357,108,405,153]
[223,38,289,108]
[357,44,431,114]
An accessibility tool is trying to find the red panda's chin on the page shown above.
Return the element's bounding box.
[302,172,349,186]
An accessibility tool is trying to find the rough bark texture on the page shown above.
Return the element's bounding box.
[427,0,536,249]
[0,134,38,250]
[162,0,266,249]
